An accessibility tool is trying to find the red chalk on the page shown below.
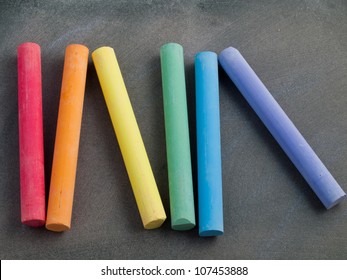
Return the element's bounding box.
[17,42,46,227]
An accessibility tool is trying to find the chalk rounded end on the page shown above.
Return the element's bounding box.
[195,51,217,60]
[326,193,346,209]
[17,42,40,52]
[199,229,224,237]
[160,42,183,54]
[92,46,114,57]
[219,46,239,56]
[66,44,89,55]
[172,218,195,231]
[144,216,166,229]
[46,222,70,232]
[218,46,241,65]
[22,219,45,227]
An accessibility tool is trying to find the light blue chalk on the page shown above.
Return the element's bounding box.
[195,51,224,236]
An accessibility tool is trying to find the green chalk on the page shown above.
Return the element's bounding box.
[160,43,196,231]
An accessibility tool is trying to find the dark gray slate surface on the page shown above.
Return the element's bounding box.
[0,0,346,259]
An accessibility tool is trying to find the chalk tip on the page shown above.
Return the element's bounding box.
[45,222,70,232]
[144,216,167,229]
[92,46,114,58]
[195,51,217,62]
[199,229,224,237]
[325,193,346,210]
[17,42,40,52]
[219,46,240,60]
[172,218,195,231]
[22,219,45,228]
[160,42,183,52]
[66,43,89,53]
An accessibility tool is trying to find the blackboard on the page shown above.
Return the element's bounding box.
[1,0,346,259]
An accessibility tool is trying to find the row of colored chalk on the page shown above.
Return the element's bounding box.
[18,42,346,237]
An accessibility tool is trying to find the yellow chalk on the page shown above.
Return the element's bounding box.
[92,46,166,229]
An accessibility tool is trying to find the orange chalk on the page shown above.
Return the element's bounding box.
[46,44,89,232]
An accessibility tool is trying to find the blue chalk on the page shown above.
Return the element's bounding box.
[219,46,346,209]
[195,52,224,236]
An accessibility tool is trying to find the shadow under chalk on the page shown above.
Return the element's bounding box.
[1,55,22,236]
[147,55,171,222]
[185,62,200,231]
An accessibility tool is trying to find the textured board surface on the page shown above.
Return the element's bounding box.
[0,0,346,259]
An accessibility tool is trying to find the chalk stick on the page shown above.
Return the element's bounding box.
[46,44,89,232]
[219,46,346,209]
[160,43,195,230]
[17,42,46,227]
[92,46,166,229]
[195,52,223,236]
